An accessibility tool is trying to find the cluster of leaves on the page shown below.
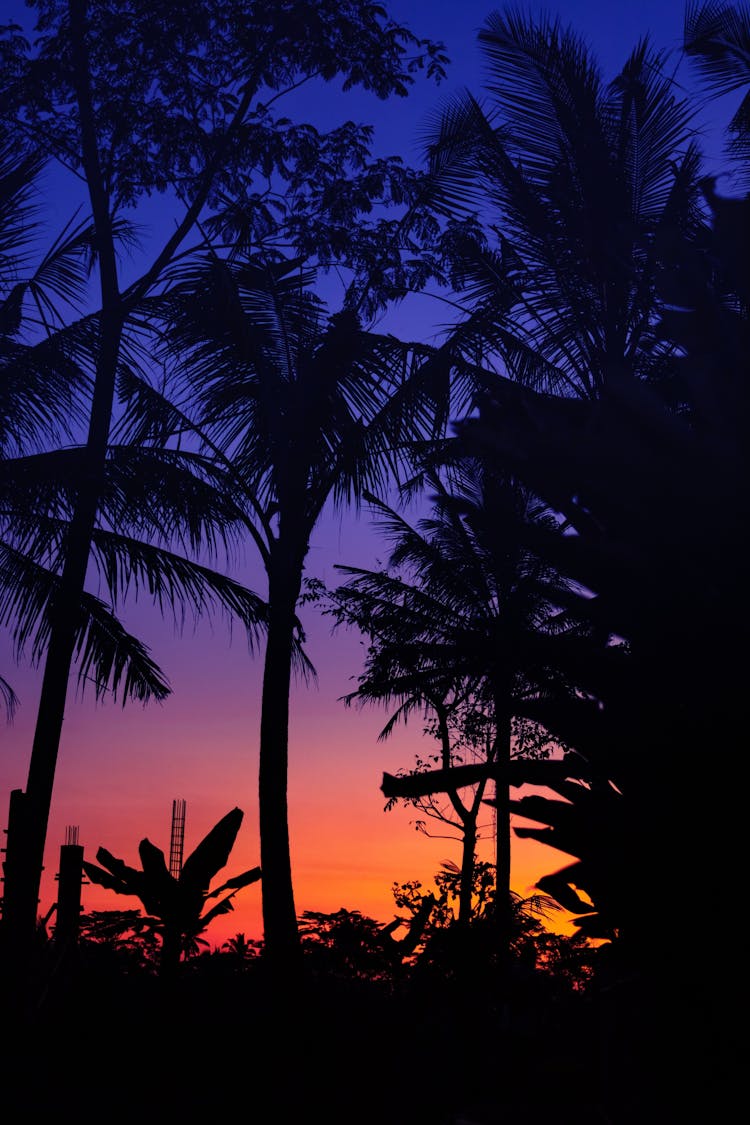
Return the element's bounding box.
[299,907,398,982]
[294,863,596,994]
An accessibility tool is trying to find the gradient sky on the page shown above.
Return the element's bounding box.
[1,0,721,948]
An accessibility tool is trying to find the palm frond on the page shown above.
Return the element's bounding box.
[88,526,267,647]
[684,1,750,181]
[0,139,44,273]
[0,540,170,704]
[419,89,500,218]
[0,672,18,721]
[478,6,604,180]
[685,1,750,97]
[100,444,251,559]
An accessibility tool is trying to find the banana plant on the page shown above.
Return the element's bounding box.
[82,807,261,974]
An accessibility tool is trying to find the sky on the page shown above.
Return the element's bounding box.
[0,0,724,949]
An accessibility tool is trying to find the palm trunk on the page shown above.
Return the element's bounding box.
[493,692,512,999]
[1,0,122,969]
[258,540,304,977]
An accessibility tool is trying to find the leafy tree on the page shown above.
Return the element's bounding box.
[0,0,447,961]
[298,893,437,983]
[299,907,399,982]
[82,807,261,976]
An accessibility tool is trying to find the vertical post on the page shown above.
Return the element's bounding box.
[1,789,39,955]
[1,788,41,1020]
[55,827,83,947]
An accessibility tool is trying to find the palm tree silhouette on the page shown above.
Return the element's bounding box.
[421,5,703,399]
[442,21,750,1104]
[0,142,264,720]
[327,456,575,959]
[0,147,268,967]
[0,4,285,962]
[160,252,452,972]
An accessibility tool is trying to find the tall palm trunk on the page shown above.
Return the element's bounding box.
[492,688,512,995]
[258,535,305,975]
[2,0,123,963]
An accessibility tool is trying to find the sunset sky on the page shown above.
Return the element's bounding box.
[1,0,717,949]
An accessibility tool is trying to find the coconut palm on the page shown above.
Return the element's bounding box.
[0,141,263,718]
[323,566,497,929]
[0,139,82,717]
[0,138,269,963]
[157,252,455,973]
[371,11,746,1106]
[421,5,705,399]
[326,456,579,957]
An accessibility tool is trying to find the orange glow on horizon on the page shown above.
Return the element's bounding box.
[2,568,579,953]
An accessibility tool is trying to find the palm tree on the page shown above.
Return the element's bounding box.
[325,456,577,959]
[0,138,264,750]
[0,139,85,718]
[384,0,716,947]
[0,137,268,963]
[372,11,747,1105]
[426,113,749,1114]
[159,253,452,973]
[222,932,259,961]
[326,589,497,928]
[421,5,704,399]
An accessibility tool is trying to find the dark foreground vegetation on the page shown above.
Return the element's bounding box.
[4,908,649,1124]
[4,849,740,1123]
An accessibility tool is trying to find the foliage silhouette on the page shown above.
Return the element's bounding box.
[388,21,750,1102]
[0,135,156,712]
[420,4,704,398]
[221,931,262,961]
[684,0,750,187]
[82,806,260,975]
[325,456,577,951]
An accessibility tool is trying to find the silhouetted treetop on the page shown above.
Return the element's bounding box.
[0,0,447,206]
